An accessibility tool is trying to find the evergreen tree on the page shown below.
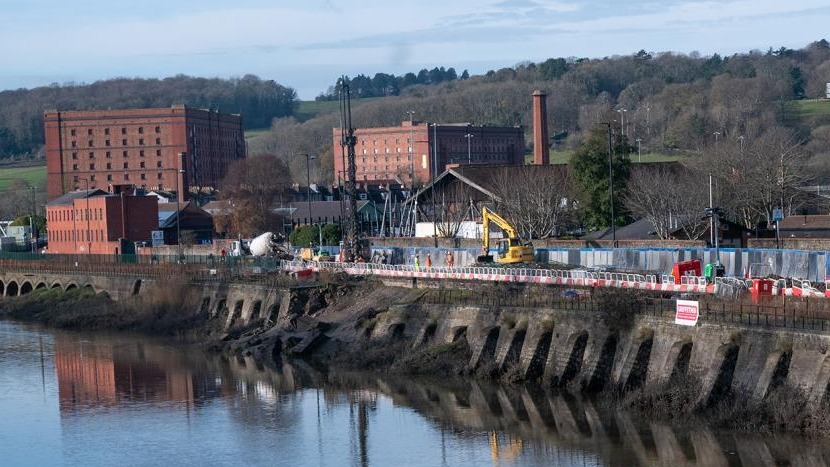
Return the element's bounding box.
[569,126,631,231]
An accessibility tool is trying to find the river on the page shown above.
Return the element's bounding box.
[1,319,828,467]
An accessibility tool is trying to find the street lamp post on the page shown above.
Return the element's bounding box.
[431,123,438,247]
[175,168,185,260]
[304,153,321,247]
[634,138,643,163]
[464,130,473,164]
[598,123,616,246]
[75,177,91,255]
[617,109,627,137]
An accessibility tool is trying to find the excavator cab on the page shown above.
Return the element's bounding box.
[497,238,534,264]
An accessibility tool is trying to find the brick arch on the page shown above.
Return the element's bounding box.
[65,283,78,292]
[6,281,19,297]
[50,282,63,289]
[35,282,47,290]
[19,281,33,295]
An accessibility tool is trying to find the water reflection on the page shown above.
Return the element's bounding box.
[4,321,830,466]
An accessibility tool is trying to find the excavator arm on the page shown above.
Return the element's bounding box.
[478,207,534,264]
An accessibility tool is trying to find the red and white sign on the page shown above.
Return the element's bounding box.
[675,299,699,326]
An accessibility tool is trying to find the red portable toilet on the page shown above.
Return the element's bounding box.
[672,259,702,284]
[751,278,774,303]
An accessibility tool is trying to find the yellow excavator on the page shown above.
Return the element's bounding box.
[476,206,535,264]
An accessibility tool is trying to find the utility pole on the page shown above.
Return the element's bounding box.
[598,123,616,246]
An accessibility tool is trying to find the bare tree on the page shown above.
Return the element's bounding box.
[424,180,477,238]
[488,166,573,238]
[219,154,292,236]
[624,165,709,240]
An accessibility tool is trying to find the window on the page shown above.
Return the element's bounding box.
[106,151,111,158]
[122,151,128,158]
[156,161,162,168]
[90,174,95,181]
[122,139,127,146]
[157,173,163,179]
[155,138,161,145]
[138,127,144,134]
[105,140,110,146]
[107,174,112,181]
[139,150,145,157]
[123,162,129,169]
[106,163,111,169]
[139,138,144,145]
[156,150,161,156]
[154,126,160,133]
[71,141,77,148]
[71,152,78,160]
[89,152,94,159]
[121,128,126,135]
[70,129,76,136]
[124,173,130,180]
[140,173,146,180]
[104,128,110,135]
[88,140,93,147]
[72,164,78,170]
[89,163,95,170]
[139,162,145,168]
[87,129,93,136]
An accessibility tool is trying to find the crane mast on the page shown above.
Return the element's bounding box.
[338,77,361,261]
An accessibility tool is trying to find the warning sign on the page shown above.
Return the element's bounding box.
[675,299,699,326]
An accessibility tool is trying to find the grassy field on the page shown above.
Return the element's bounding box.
[538,150,683,165]
[0,165,46,191]
[294,97,384,122]
[782,99,830,125]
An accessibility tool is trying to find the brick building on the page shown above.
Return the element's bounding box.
[44,105,245,201]
[332,120,525,186]
[45,189,159,254]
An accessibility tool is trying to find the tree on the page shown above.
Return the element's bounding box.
[569,125,631,231]
[219,154,292,237]
[488,166,574,238]
[623,165,708,240]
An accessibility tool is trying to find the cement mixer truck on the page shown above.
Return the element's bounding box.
[230,232,293,259]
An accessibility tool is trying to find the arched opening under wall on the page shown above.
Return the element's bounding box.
[250,300,263,320]
[229,300,244,328]
[65,284,78,292]
[524,331,553,381]
[266,303,280,323]
[214,298,227,317]
[389,323,406,340]
[199,297,211,315]
[19,282,33,295]
[35,282,47,290]
[83,284,95,294]
[50,283,62,290]
[559,332,589,387]
[585,334,619,392]
[6,281,19,297]
[132,280,142,296]
[0,280,5,296]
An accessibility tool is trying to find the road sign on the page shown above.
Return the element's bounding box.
[675,299,699,326]
[772,208,783,222]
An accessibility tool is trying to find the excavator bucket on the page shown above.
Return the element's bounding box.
[476,254,494,263]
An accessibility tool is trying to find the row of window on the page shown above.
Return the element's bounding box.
[72,161,163,170]
[51,229,107,243]
[69,137,161,148]
[70,172,161,184]
[71,149,163,159]
[70,126,161,137]
[48,207,104,223]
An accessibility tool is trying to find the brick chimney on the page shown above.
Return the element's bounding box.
[532,90,549,165]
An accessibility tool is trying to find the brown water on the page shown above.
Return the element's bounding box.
[1,319,828,467]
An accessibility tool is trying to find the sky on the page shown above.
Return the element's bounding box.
[1,0,829,100]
